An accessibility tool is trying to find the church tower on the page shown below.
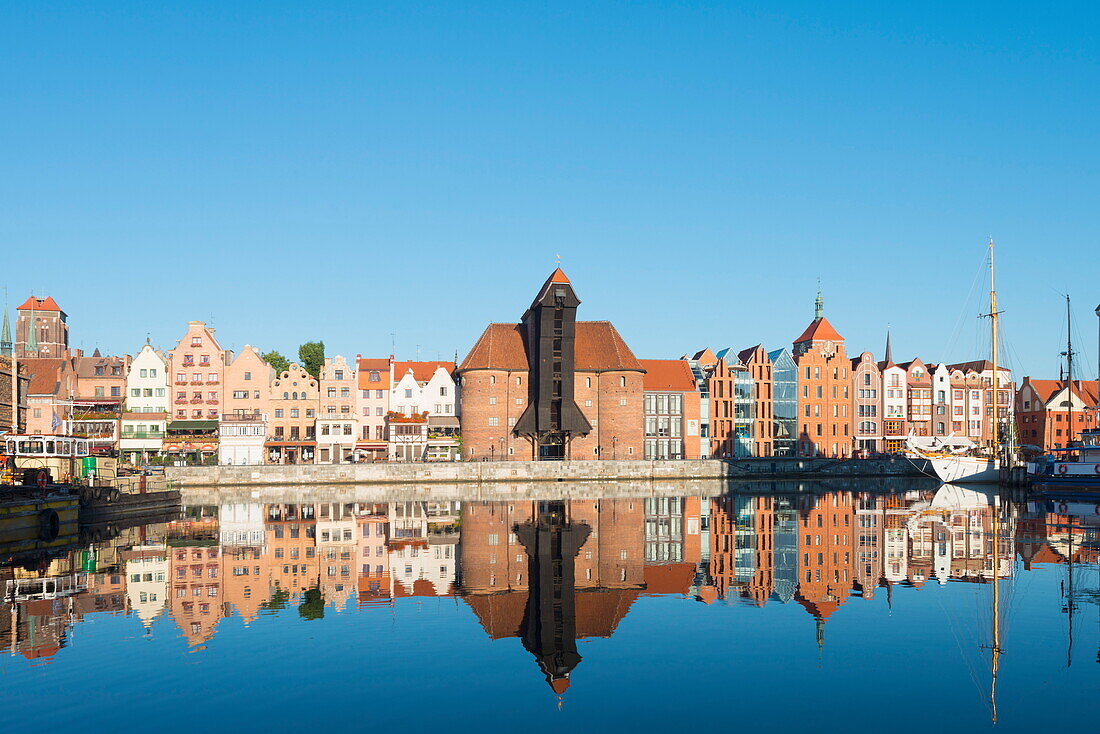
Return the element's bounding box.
[513,268,592,459]
[15,296,69,358]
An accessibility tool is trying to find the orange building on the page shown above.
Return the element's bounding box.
[796,491,856,643]
[266,364,319,464]
[168,544,225,648]
[738,345,775,456]
[792,291,852,457]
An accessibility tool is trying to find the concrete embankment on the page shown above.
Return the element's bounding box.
[167,456,924,489]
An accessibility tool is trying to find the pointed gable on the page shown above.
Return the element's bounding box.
[794,317,844,345]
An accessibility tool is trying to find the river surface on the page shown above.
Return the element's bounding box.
[2,480,1098,732]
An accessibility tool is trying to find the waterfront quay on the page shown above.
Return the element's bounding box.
[166,456,923,489]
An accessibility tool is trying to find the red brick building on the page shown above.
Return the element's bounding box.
[458,269,645,460]
[1016,378,1099,451]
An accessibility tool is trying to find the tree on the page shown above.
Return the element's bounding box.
[263,350,290,375]
[298,341,325,379]
[297,586,325,621]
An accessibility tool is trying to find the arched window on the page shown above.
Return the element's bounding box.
[585,377,592,388]
[283,392,289,400]
[619,376,626,387]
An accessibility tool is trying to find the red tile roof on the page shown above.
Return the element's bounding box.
[548,267,570,284]
[640,359,696,392]
[356,358,391,390]
[392,361,455,384]
[16,296,65,314]
[21,358,68,395]
[460,322,643,372]
[1025,378,1099,407]
[794,317,843,344]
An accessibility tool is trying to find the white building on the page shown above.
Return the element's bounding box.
[125,545,169,632]
[389,361,460,461]
[317,355,358,464]
[218,413,267,465]
[120,344,169,462]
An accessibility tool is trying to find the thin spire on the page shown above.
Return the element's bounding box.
[1,307,11,358]
[814,280,824,320]
[885,329,893,365]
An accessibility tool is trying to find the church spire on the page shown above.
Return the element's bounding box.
[884,329,893,365]
[814,281,824,320]
[1,307,11,357]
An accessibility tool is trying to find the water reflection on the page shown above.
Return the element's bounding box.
[3,483,1099,719]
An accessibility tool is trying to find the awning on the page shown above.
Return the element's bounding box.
[427,415,460,428]
[356,441,388,449]
[168,420,218,430]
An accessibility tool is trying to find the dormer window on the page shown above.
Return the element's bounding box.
[369,371,380,382]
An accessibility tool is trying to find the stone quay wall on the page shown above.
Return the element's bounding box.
[166,456,924,489]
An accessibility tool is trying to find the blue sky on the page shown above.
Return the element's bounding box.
[2,2,1098,377]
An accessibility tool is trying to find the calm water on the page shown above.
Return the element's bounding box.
[2,481,1098,732]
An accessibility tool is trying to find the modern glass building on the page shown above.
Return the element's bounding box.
[768,348,798,457]
[733,368,756,458]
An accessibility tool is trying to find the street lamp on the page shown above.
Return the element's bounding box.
[499,437,505,461]
[612,435,618,460]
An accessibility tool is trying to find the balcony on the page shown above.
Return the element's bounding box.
[121,431,165,439]
[223,412,264,422]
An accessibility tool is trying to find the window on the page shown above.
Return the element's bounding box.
[369,371,380,382]
[488,417,499,427]
[405,389,413,398]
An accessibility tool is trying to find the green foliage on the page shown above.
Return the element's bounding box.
[263,350,290,375]
[260,587,291,612]
[297,586,325,621]
[298,341,325,379]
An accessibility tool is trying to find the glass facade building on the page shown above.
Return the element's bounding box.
[768,348,798,457]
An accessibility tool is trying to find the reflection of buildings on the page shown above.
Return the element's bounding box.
[459,498,644,695]
[12,488,1100,667]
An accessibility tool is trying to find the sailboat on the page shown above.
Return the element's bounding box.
[908,239,1007,484]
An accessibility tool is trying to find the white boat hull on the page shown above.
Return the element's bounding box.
[921,455,1001,484]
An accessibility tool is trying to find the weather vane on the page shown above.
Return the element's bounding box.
[555,253,561,266]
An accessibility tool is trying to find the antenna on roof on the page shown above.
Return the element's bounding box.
[416,344,420,361]
[391,332,396,357]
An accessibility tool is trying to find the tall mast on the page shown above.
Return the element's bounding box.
[990,501,1002,725]
[1064,295,1075,446]
[989,239,1001,456]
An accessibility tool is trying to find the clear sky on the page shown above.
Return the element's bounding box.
[3,1,1098,378]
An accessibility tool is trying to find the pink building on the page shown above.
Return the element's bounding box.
[167,322,226,422]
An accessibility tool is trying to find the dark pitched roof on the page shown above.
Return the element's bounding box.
[460,322,643,372]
